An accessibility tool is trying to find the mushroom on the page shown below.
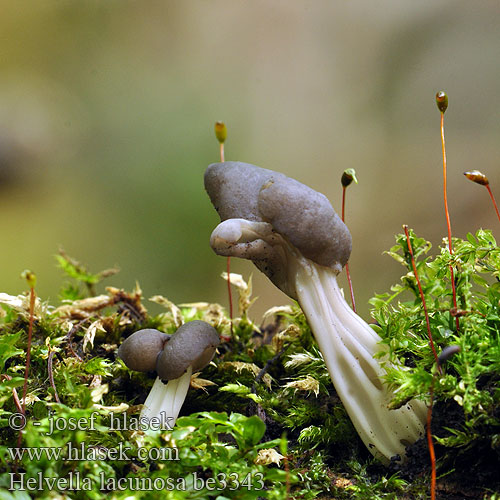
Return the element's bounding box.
[205,161,427,463]
[118,321,220,428]
[118,328,170,372]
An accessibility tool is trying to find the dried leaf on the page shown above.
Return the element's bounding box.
[333,476,354,488]
[108,285,148,319]
[89,375,102,388]
[21,393,41,406]
[178,302,210,309]
[149,295,183,328]
[221,272,257,316]
[83,320,106,352]
[220,272,247,290]
[283,375,320,397]
[285,352,318,368]
[53,295,113,319]
[91,383,108,403]
[254,448,284,466]
[178,301,232,333]
[271,324,301,352]
[93,403,129,412]
[0,293,23,310]
[262,305,294,321]
[0,292,43,318]
[190,373,217,392]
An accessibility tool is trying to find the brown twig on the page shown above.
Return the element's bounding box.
[118,301,145,322]
[449,307,486,318]
[47,350,61,404]
[251,346,287,393]
[0,374,23,414]
[66,319,87,361]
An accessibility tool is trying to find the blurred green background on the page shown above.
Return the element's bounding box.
[1,1,499,321]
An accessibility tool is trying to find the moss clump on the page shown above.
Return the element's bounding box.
[0,237,499,499]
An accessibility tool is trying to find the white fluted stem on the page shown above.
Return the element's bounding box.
[210,218,427,462]
[140,366,193,429]
[295,259,426,463]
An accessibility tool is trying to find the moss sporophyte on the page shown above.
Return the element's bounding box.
[1,97,500,499]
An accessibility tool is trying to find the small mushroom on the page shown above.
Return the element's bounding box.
[118,322,220,428]
[205,161,426,463]
[118,329,170,372]
[141,321,220,424]
[156,320,220,380]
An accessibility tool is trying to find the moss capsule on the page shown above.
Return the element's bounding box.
[464,170,489,186]
[436,91,448,113]
[341,168,358,188]
[214,121,227,144]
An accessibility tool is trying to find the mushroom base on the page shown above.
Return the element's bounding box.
[140,366,193,429]
[295,259,427,463]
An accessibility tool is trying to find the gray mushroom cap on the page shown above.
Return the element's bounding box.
[156,320,220,381]
[204,161,352,272]
[118,329,170,372]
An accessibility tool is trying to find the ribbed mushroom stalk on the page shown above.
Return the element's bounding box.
[205,161,426,463]
[140,368,193,428]
[118,322,220,428]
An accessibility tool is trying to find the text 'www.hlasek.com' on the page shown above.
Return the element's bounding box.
[7,411,265,493]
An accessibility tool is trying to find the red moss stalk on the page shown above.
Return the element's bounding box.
[404,226,439,500]
[427,380,437,500]
[403,226,441,369]
[463,170,500,225]
[340,169,358,312]
[486,184,500,223]
[214,121,234,335]
[436,91,459,332]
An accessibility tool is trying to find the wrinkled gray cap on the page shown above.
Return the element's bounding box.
[205,161,352,270]
[118,329,170,373]
[156,320,220,381]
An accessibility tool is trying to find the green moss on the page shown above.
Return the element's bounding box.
[0,239,499,498]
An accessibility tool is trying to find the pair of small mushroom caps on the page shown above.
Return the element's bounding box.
[118,320,220,426]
